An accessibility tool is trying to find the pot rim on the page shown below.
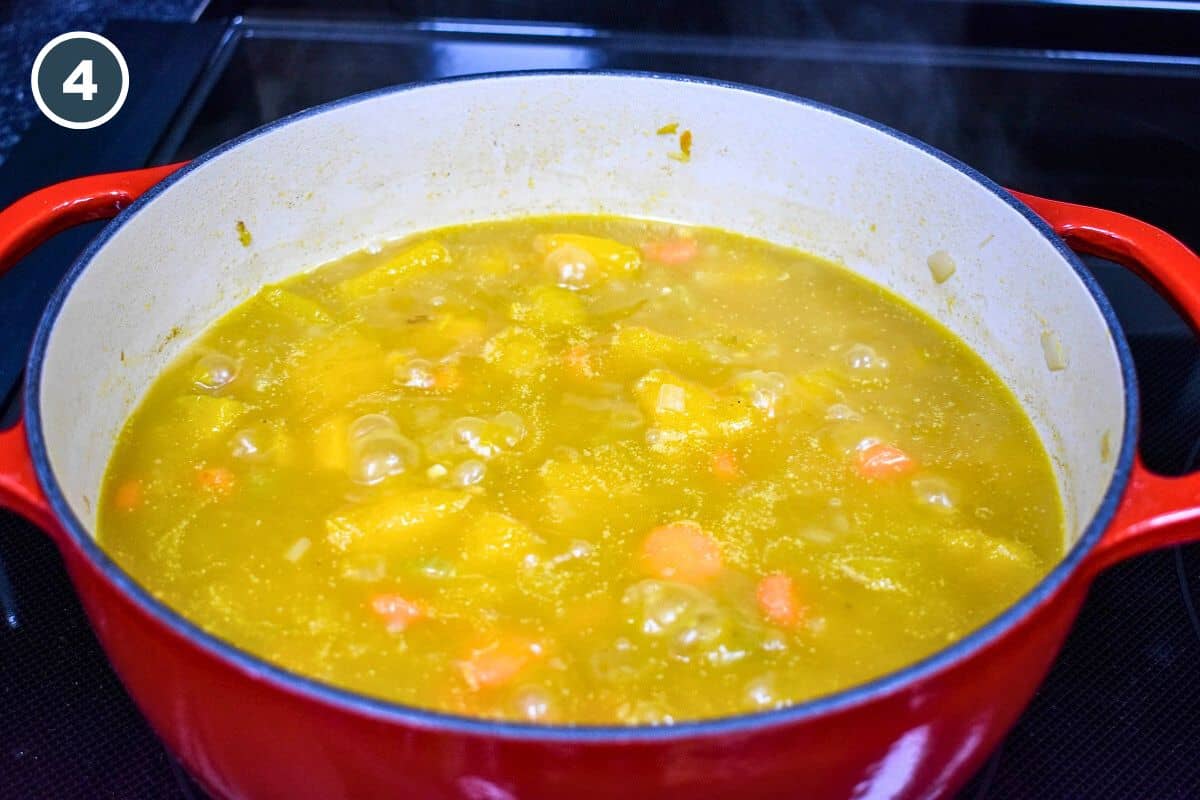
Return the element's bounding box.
[23,69,1139,742]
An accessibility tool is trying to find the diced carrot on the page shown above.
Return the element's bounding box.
[642,237,699,265]
[459,636,540,690]
[196,466,236,495]
[114,479,143,512]
[640,521,723,583]
[370,593,426,632]
[756,573,803,627]
[562,344,596,380]
[432,362,463,392]
[711,450,741,482]
[856,442,917,480]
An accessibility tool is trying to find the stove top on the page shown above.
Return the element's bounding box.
[1,8,1199,798]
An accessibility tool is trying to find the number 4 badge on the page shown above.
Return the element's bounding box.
[31,32,129,130]
[63,60,99,102]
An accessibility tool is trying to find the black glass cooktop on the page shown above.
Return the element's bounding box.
[2,7,1199,798]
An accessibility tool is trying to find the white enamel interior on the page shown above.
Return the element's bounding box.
[37,73,1125,549]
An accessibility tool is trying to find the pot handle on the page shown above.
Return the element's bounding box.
[0,163,185,537]
[1013,190,1200,575]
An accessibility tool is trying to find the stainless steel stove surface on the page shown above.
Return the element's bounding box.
[1,5,1199,797]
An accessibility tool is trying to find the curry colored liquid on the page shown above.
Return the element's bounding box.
[99,216,1063,723]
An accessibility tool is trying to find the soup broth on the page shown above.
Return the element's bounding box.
[99,216,1063,724]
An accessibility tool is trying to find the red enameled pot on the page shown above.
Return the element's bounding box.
[2,73,1200,799]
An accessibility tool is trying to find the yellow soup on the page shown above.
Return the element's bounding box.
[99,216,1063,724]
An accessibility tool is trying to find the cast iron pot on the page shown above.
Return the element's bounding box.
[2,73,1200,800]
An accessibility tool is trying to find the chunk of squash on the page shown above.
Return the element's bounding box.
[460,512,546,573]
[168,395,250,443]
[607,325,713,379]
[510,285,587,330]
[337,240,451,299]
[285,329,390,415]
[433,312,489,345]
[633,369,756,456]
[792,366,847,407]
[536,443,650,531]
[534,233,641,287]
[536,233,640,272]
[261,286,333,325]
[311,414,350,471]
[483,326,549,377]
[940,528,1042,584]
[325,489,472,551]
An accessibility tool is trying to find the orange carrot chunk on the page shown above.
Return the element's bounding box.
[370,593,426,632]
[640,521,723,583]
[711,450,741,482]
[756,573,803,627]
[460,636,539,690]
[196,466,236,495]
[642,237,699,265]
[856,442,916,480]
[114,479,143,512]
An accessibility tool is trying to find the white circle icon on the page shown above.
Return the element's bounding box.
[31,32,130,131]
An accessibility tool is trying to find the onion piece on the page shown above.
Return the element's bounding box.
[284,537,311,563]
[825,403,862,422]
[341,553,386,582]
[1041,330,1067,371]
[656,383,686,413]
[927,250,957,284]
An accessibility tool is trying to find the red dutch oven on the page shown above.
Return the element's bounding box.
[2,72,1200,799]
